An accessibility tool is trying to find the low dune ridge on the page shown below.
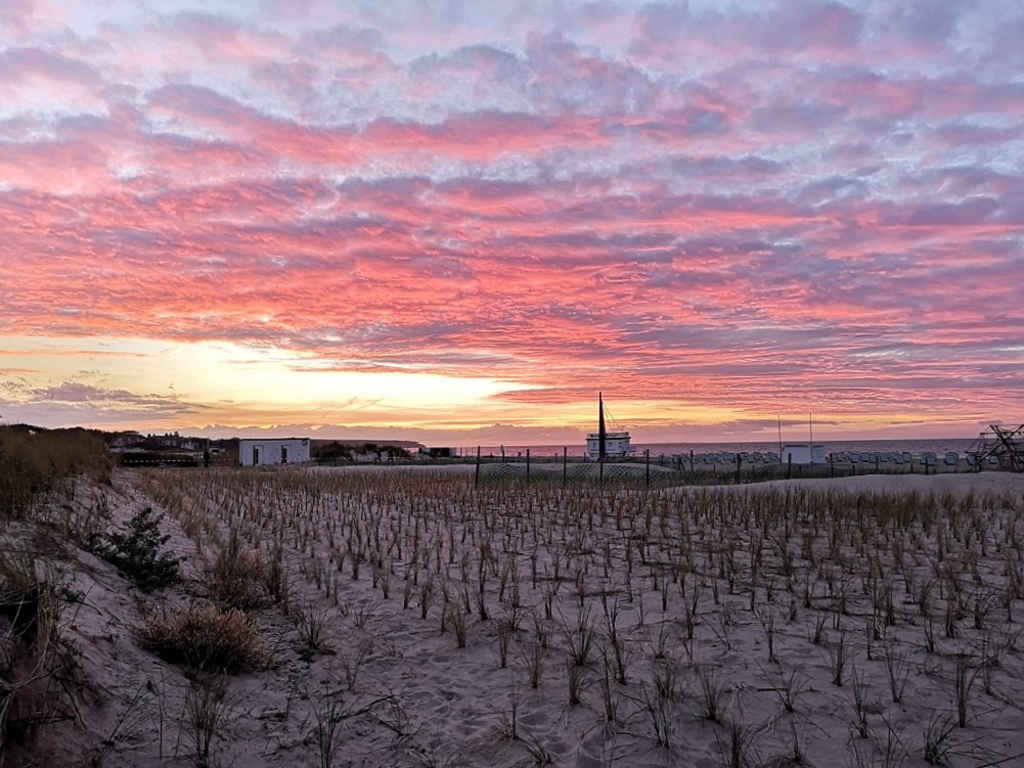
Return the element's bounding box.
[694,470,1024,497]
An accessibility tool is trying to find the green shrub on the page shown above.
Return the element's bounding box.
[92,507,180,591]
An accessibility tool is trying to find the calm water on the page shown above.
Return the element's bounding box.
[468,438,977,458]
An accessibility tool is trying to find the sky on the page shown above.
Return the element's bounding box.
[1,0,1022,445]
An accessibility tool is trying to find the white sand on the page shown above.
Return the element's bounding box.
[15,468,1024,767]
[725,470,1024,497]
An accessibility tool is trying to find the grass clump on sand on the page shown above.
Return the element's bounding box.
[207,528,278,610]
[0,550,77,753]
[139,601,267,674]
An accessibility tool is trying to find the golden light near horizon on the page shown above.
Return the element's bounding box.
[0,335,543,430]
[1,328,984,442]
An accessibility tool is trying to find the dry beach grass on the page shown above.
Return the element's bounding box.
[3,452,1024,767]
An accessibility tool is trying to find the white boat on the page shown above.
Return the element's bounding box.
[585,392,632,460]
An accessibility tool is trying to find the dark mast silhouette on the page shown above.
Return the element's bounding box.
[587,392,630,460]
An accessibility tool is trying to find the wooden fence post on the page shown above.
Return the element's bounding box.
[475,446,480,487]
[562,446,567,486]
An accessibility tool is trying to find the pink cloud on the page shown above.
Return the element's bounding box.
[0,0,1021,436]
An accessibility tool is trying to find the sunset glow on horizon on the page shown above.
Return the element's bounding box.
[1,1,1022,444]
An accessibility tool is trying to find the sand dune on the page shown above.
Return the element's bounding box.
[7,467,1024,767]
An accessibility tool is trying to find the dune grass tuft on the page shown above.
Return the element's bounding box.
[139,601,267,674]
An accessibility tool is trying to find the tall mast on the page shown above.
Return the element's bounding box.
[599,392,606,461]
[809,411,813,465]
[777,415,783,459]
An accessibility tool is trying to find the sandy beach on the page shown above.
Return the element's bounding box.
[5,466,1021,768]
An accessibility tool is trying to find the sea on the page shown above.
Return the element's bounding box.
[466,438,978,459]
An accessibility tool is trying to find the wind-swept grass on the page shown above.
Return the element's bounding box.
[0,425,110,520]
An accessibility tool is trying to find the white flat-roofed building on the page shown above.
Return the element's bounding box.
[238,438,310,466]
[782,443,827,465]
[586,431,632,460]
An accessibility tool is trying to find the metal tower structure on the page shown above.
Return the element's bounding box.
[970,424,1024,472]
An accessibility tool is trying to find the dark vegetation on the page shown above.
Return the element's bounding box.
[0,551,78,758]
[315,441,412,463]
[0,424,276,765]
[1,425,110,760]
[0,426,111,761]
[0,425,110,519]
[89,506,181,592]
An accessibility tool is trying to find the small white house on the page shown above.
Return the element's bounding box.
[238,438,310,466]
[585,431,632,460]
[782,443,827,465]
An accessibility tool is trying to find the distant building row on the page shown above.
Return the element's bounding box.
[240,438,445,465]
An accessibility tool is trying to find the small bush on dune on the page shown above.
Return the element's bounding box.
[139,602,266,674]
[91,507,180,592]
